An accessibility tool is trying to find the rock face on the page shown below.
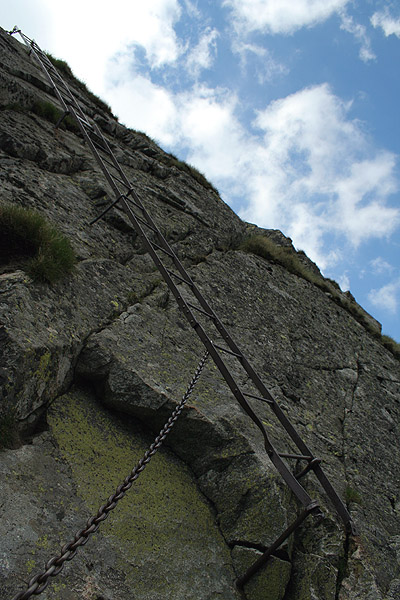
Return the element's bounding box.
[0,26,399,600]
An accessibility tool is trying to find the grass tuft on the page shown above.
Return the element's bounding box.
[3,100,79,133]
[381,335,400,359]
[345,485,362,506]
[0,204,76,283]
[240,235,324,286]
[31,99,62,124]
[31,100,80,133]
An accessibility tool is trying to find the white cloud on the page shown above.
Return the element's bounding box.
[108,76,399,270]
[223,0,350,34]
[182,0,201,19]
[370,257,394,275]
[371,9,400,38]
[35,0,183,92]
[240,84,399,266]
[334,154,398,245]
[178,86,248,181]
[104,58,179,146]
[232,41,289,82]
[122,0,183,69]
[185,28,219,79]
[339,11,376,62]
[368,279,400,314]
[338,272,350,291]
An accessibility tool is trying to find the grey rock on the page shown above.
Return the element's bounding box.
[232,547,291,600]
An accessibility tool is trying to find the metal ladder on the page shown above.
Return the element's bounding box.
[10,28,355,588]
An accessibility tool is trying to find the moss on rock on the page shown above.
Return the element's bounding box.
[47,387,239,598]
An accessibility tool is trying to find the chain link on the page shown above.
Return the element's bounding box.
[11,351,209,600]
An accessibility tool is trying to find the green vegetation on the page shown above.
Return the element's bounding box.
[240,235,323,285]
[0,203,76,283]
[345,485,362,506]
[240,234,400,360]
[31,99,60,123]
[46,52,115,117]
[44,54,74,79]
[31,99,79,132]
[381,335,400,359]
[2,102,25,113]
[2,100,79,133]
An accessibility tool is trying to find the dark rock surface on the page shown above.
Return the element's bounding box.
[0,26,399,600]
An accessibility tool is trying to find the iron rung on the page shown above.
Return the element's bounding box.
[89,197,122,226]
[243,392,274,405]
[166,269,193,287]
[94,152,120,171]
[296,458,322,480]
[213,343,242,359]
[106,172,130,189]
[76,114,93,129]
[134,213,158,233]
[278,453,313,461]
[124,195,144,212]
[91,137,112,155]
[151,242,174,258]
[236,501,321,589]
[187,302,215,320]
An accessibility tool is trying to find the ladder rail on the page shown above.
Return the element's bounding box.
[12,28,354,531]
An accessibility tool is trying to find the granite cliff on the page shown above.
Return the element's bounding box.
[0,27,399,600]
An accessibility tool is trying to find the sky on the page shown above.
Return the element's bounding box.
[2,0,400,342]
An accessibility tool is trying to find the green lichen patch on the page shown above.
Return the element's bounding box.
[47,388,237,597]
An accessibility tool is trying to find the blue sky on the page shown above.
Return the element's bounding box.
[3,0,400,341]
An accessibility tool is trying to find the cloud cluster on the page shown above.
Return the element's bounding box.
[242,85,399,264]
[38,0,183,90]
[371,8,400,38]
[186,28,219,79]
[369,278,400,314]
[223,0,350,34]
[339,11,376,62]
[370,257,394,275]
[106,64,399,270]
[232,41,288,83]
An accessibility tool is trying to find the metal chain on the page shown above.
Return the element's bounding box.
[11,351,209,600]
